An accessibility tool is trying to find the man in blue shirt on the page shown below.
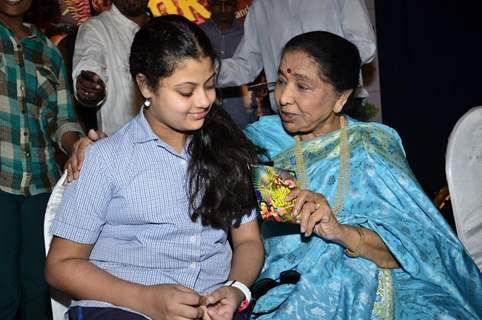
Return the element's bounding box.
[200,0,257,128]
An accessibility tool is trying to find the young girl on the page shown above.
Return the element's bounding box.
[45,15,263,320]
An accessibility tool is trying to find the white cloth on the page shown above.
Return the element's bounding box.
[73,5,141,135]
[44,171,70,320]
[218,0,377,110]
[446,106,482,272]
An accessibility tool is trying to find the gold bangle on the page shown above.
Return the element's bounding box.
[344,227,366,257]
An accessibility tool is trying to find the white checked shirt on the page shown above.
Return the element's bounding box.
[72,4,142,135]
[51,110,256,312]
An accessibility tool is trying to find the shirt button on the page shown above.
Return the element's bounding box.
[25,152,30,158]
[189,236,197,243]
[23,131,28,136]
[190,262,197,269]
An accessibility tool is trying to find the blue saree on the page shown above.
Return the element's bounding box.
[244,115,482,319]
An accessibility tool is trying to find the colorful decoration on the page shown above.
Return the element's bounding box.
[63,0,92,25]
[148,0,210,23]
[147,0,252,23]
[56,0,252,27]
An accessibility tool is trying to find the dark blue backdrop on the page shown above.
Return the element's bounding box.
[375,1,482,198]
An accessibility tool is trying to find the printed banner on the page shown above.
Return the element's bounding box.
[58,0,252,26]
[37,0,251,45]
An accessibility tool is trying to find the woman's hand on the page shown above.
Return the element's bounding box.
[64,129,107,184]
[287,189,400,268]
[205,286,244,320]
[287,188,344,241]
[139,284,206,320]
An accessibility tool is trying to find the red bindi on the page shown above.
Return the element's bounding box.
[287,68,292,74]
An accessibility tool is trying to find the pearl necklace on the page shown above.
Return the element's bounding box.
[294,116,350,216]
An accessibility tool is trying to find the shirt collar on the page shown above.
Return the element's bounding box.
[131,109,159,144]
[131,109,193,158]
[0,21,40,41]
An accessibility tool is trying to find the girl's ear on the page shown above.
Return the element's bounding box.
[135,73,151,98]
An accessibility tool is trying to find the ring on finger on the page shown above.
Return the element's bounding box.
[314,202,321,210]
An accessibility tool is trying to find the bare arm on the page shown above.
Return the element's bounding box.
[206,219,264,320]
[46,237,205,319]
[291,189,399,269]
[336,224,399,269]
[229,219,264,287]
[45,237,143,309]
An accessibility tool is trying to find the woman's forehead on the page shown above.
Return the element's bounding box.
[280,52,319,78]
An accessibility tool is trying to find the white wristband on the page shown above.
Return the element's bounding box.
[224,280,251,303]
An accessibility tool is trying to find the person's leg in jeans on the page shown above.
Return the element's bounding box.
[0,191,21,320]
[18,192,52,320]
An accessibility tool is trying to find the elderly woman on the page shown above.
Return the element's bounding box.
[244,31,482,319]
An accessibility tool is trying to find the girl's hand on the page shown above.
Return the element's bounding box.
[200,305,212,320]
[287,188,345,241]
[205,286,244,320]
[140,284,205,320]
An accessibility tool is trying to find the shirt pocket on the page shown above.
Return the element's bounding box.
[35,65,59,139]
[35,64,59,106]
[115,167,191,225]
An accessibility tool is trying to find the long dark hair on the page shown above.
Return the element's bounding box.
[130,15,259,229]
[282,31,367,120]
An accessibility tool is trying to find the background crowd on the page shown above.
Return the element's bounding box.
[1,0,482,319]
